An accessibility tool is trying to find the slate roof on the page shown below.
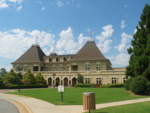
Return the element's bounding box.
[12,44,46,64]
[71,39,107,61]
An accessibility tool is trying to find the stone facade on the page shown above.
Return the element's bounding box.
[12,39,126,87]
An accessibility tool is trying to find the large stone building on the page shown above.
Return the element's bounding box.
[12,39,126,87]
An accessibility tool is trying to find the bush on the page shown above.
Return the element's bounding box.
[74,84,95,87]
[101,83,124,88]
[0,77,4,88]
[130,76,148,95]
[125,78,133,90]
[0,84,48,89]
[146,81,150,95]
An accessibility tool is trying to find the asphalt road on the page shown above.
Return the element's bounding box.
[0,99,19,113]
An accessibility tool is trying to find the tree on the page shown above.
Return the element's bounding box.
[77,74,84,84]
[35,72,46,84]
[0,68,7,77]
[3,69,18,85]
[126,4,150,81]
[23,69,36,84]
[130,76,147,95]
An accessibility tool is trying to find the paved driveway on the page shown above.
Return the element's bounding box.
[0,99,19,113]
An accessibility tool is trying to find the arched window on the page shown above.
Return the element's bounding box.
[123,77,128,83]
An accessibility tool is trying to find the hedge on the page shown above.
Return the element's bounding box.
[0,84,48,89]
[74,84,95,87]
[100,83,124,88]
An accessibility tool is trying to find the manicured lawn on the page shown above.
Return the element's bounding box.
[10,88,147,105]
[89,101,150,113]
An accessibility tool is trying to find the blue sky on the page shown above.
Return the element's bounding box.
[0,0,149,71]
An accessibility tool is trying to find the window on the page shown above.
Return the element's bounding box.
[123,77,128,83]
[85,78,90,84]
[96,64,100,71]
[96,78,102,85]
[112,77,117,84]
[59,66,63,71]
[85,65,90,71]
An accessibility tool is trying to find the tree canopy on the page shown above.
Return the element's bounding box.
[126,4,150,81]
[35,72,46,84]
[23,69,36,84]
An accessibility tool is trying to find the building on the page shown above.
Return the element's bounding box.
[12,39,126,87]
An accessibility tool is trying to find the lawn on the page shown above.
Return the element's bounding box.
[89,101,150,113]
[10,88,147,105]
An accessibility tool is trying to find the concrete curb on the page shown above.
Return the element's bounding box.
[2,98,33,113]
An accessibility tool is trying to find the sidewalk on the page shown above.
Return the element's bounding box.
[0,90,150,113]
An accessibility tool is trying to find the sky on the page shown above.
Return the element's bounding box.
[0,0,149,71]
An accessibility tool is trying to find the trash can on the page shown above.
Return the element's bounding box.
[83,92,96,111]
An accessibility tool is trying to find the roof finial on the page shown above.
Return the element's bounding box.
[35,36,39,45]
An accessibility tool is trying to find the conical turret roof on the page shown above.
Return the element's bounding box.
[12,44,46,64]
[71,39,107,61]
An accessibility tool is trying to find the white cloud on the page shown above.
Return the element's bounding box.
[16,5,22,10]
[8,0,23,4]
[56,27,77,54]
[0,0,8,9]
[96,24,114,53]
[120,20,127,29]
[41,6,45,11]
[115,32,132,52]
[0,0,23,9]
[0,29,55,59]
[109,53,130,67]
[57,0,63,7]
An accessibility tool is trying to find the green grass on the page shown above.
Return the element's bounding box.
[10,88,148,105]
[89,101,150,113]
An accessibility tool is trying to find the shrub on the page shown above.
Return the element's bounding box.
[146,81,150,95]
[130,76,148,95]
[1,84,48,89]
[125,78,133,90]
[74,84,95,87]
[101,83,124,88]
[0,77,3,87]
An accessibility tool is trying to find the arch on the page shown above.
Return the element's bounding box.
[72,77,77,87]
[64,77,68,87]
[56,77,60,86]
[48,78,52,86]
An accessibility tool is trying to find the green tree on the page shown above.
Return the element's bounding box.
[130,76,147,95]
[0,68,7,77]
[77,74,84,84]
[35,72,46,84]
[126,4,150,81]
[23,69,36,84]
[0,77,3,87]
[3,69,18,85]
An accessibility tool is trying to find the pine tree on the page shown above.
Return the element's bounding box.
[126,4,150,81]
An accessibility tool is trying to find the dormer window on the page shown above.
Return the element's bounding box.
[60,57,66,62]
[68,57,72,61]
[53,57,59,62]
[46,58,49,62]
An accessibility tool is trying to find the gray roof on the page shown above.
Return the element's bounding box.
[12,44,46,64]
[71,40,107,61]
